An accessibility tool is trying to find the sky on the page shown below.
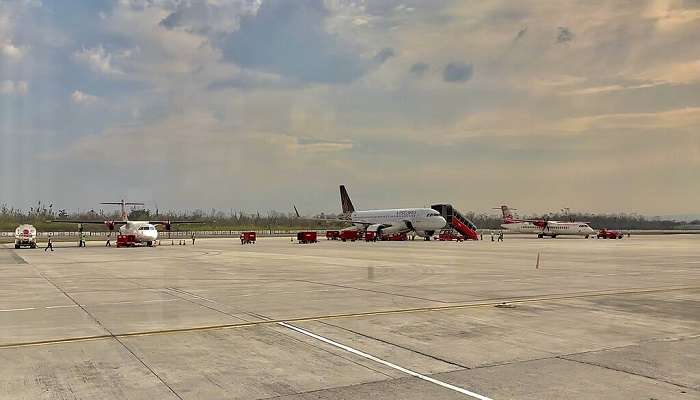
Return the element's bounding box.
[1,0,699,216]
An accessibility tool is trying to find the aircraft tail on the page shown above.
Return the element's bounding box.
[499,205,516,222]
[100,200,145,221]
[339,185,355,214]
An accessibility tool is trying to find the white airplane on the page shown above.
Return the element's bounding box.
[51,200,200,247]
[497,205,595,238]
[324,185,448,240]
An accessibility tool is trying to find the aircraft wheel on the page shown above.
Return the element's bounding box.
[551,235,557,239]
[537,234,543,238]
[14,244,20,249]
[147,241,153,247]
[585,235,589,239]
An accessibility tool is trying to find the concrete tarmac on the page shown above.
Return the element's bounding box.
[0,235,698,399]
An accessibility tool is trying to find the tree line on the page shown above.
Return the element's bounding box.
[0,202,697,231]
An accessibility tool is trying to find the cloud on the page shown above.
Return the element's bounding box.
[566,82,666,95]
[71,90,100,105]
[557,107,700,133]
[443,62,473,82]
[1,40,26,60]
[219,0,372,84]
[73,45,124,75]
[644,0,700,31]
[635,59,700,85]
[373,47,396,64]
[0,80,28,95]
[159,0,260,34]
[556,26,574,43]
[409,62,429,77]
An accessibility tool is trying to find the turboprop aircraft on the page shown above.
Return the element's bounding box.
[50,200,201,246]
[496,205,595,238]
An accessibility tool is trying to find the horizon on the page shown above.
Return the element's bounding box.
[1,199,699,223]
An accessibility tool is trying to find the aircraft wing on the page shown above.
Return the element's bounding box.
[49,220,126,225]
[148,220,206,225]
[292,205,375,227]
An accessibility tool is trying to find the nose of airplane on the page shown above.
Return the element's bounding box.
[436,216,447,229]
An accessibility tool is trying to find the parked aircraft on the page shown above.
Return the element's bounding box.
[326,185,448,240]
[50,200,200,246]
[496,205,595,238]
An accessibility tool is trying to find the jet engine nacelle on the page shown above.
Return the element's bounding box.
[415,230,436,238]
[366,224,403,236]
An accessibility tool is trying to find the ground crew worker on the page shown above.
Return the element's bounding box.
[498,232,504,242]
[491,232,495,242]
[191,232,196,245]
[106,233,112,247]
[45,237,54,252]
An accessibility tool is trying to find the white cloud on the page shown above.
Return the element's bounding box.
[557,107,700,133]
[0,80,28,95]
[566,82,665,95]
[1,40,26,60]
[644,0,700,31]
[634,59,700,85]
[71,90,100,105]
[74,45,124,75]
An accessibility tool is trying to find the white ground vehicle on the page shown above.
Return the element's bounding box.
[14,224,37,249]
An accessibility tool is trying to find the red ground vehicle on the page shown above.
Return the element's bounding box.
[364,231,378,242]
[297,231,318,244]
[240,231,256,244]
[597,229,623,239]
[116,234,137,247]
[340,230,361,242]
[326,230,340,240]
[382,233,407,241]
[438,230,464,241]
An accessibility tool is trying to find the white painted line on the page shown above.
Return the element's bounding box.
[278,322,493,400]
[0,307,36,312]
[44,305,78,309]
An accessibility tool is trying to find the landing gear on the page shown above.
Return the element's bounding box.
[551,235,557,239]
[147,241,153,247]
[537,234,544,238]
[14,243,20,249]
[585,235,589,239]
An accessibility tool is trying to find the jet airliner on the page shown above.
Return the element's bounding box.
[328,185,448,240]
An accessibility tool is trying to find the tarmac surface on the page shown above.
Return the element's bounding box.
[0,235,698,400]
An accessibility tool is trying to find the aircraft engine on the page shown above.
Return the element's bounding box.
[367,224,403,237]
[415,230,436,238]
